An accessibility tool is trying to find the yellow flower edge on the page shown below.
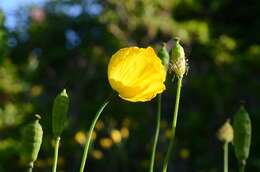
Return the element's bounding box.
[108,46,166,102]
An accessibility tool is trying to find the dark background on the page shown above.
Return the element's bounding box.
[0,0,259,171]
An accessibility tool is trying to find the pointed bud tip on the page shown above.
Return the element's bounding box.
[34,114,41,120]
[162,42,167,48]
[238,105,247,114]
[160,42,168,52]
[60,89,68,97]
[174,37,181,43]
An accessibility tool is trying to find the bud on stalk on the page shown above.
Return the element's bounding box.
[218,119,234,143]
[52,89,69,137]
[158,43,170,70]
[21,114,43,167]
[171,38,187,78]
[233,106,251,171]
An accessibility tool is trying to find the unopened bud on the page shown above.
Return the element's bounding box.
[171,38,187,78]
[158,43,170,70]
[233,106,251,162]
[52,89,70,137]
[21,114,43,165]
[217,119,234,143]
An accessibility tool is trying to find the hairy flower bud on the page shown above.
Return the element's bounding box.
[170,38,187,78]
[217,119,234,143]
[21,114,43,165]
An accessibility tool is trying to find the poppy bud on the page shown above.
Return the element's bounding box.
[233,106,251,162]
[158,43,170,70]
[21,114,43,165]
[217,119,234,143]
[171,38,187,78]
[52,89,69,137]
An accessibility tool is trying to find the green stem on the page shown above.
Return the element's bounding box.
[162,138,173,172]
[162,78,183,172]
[149,94,162,172]
[27,167,32,172]
[238,160,246,172]
[52,137,60,172]
[79,94,114,172]
[224,142,228,172]
[27,162,33,172]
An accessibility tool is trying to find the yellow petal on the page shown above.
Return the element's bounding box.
[108,46,166,102]
[127,82,165,102]
[109,78,142,98]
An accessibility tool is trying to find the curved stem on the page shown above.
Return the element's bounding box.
[149,94,162,172]
[79,94,114,172]
[52,137,60,172]
[224,142,228,172]
[162,78,183,172]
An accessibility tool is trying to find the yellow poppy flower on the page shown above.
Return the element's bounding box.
[108,47,166,102]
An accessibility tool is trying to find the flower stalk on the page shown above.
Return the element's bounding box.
[27,162,33,172]
[161,38,187,172]
[217,119,233,172]
[79,94,114,172]
[149,43,170,172]
[162,77,183,172]
[149,94,162,172]
[224,142,229,172]
[238,161,246,172]
[52,137,60,172]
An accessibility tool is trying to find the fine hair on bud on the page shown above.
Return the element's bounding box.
[20,114,43,166]
[170,37,187,78]
[217,119,234,143]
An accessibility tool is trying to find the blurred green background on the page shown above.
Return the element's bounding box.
[0,0,259,171]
